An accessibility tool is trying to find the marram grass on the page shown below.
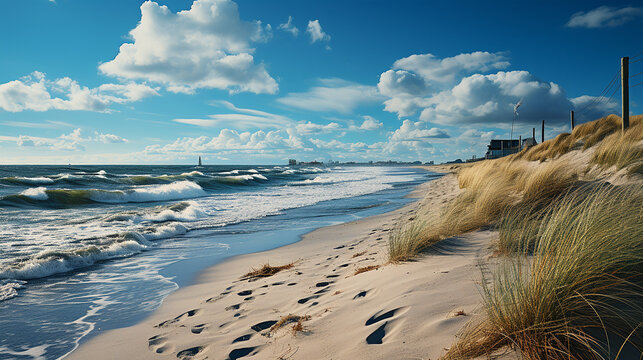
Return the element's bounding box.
[443,183,643,360]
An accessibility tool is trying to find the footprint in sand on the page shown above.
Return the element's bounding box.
[226,346,260,360]
[251,320,277,332]
[232,333,253,343]
[353,290,368,300]
[364,307,409,345]
[148,335,174,354]
[176,346,204,359]
[191,324,208,334]
[237,290,252,296]
[156,309,200,328]
[225,303,241,311]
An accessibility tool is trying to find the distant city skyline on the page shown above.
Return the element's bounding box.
[0,0,641,164]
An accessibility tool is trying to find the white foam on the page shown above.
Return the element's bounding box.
[20,187,49,200]
[251,174,268,180]
[12,176,54,184]
[0,240,148,280]
[142,203,206,222]
[0,280,26,301]
[180,171,203,176]
[96,170,107,175]
[90,181,206,203]
[246,169,258,173]
[142,224,188,241]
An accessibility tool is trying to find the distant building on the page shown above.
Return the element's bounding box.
[485,139,520,159]
[288,159,297,166]
[298,160,323,166]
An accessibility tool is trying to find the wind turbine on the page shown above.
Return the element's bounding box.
[511,98,523,148]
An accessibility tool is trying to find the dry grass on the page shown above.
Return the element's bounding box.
[352,250,367,258]
[270,314,311,334]
[354,265,380,275]
[241,262,295,280]
[443,184,643,360]
[591,116,643,173]
[390,115,642,262]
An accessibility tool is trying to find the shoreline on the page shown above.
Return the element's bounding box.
[68,172,494,360]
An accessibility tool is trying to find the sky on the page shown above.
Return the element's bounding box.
[0,0,642,165]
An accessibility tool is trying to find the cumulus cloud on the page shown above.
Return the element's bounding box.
[278,16,299,36]
[390,120,450,141]
[95,132,129,143]
[306,20,330,43]
[0,72,158,112]
[99,0,277,94]
[12,128,129,151]
[356,116,383,131]
[144,128,304,154]
[379,52,619,125]
[296,121,342,134]
[278,78,383,113]
[377,51,509,117]
[567,6,642,28]
[419,71,574,125]
[393,52,509,84]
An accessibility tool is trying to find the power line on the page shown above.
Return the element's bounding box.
[631,81,643,88]
[576,68,620,113]
[630,70,643,79]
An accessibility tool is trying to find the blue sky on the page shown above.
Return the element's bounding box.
[0,0,641,164]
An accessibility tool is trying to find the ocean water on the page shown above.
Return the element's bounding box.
[0,165,435,359]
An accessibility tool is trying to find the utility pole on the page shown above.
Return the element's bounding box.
[622,57,629,131]
[570,111,575,131]
[541,120,545,143]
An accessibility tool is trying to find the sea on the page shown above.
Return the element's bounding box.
[0,164,436,359]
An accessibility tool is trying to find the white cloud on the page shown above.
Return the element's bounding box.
[306,20,330,43]
[277,78,383,113]
[392,52,509,84]
[378,51,509,117]
[350,116,383,131]
[174,101,294,129]
[390,120,450,141]
[378,70,431,117]
[99,0,277,94]
[11,128,129,151]
[570,95,619,121]
[95,132,128,143]
[278,16,299,36]
[567,6,642,28]
[0,72,158,112]
[144,128,304,154]
[419,71,574,125]
[296,121,342,134]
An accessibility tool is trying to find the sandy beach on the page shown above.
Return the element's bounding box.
[67,172,498,360]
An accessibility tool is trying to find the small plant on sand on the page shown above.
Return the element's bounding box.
[443,184,643,360]
[270,314,311,335]
[354,265,381,275]
[241,262,295,280]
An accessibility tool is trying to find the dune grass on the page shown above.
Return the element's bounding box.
[387,114,642,358]
[389,114,641,262]
[241,262,295,280]
[443,184,643,360]
[591,117,643,173]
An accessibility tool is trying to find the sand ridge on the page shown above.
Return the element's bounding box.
[68,174,499,360]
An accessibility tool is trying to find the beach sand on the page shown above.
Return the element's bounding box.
[68,173,499,360]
